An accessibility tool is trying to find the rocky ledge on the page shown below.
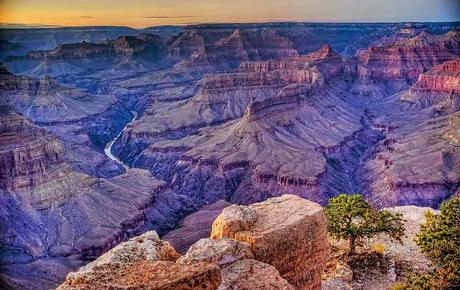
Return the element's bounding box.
[58,195,329,290]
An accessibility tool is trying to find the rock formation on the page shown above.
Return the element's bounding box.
[59,195,326,290]
[4,33,166,78]
[177,238,254,267]
[211,194,329,289]
[0,64,117,123]
[0,106,66,191]
[360,59,460,207]
[0,64,131,177]
[0,109,193,289]
[175,28,299,73]
[218,259,295,290]
[356,31,460,90]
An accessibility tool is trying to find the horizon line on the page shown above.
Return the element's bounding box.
[1,20,459,30]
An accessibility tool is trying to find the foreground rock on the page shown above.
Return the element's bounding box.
[58,261,221,290]
[178,238,254,267]
[58,195,325,290]
[211,194,329,289]
[58,232,223,290]
[70,231,180,276]
[219,259,295,290]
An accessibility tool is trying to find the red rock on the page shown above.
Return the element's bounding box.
[411,58,460,95]
[357,31,460,84]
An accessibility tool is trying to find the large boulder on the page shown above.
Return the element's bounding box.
[178,238,254,267]
[58,261,221,290]
[211,194,329,289]
[219,259,295,290]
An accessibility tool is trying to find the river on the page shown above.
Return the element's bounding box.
[104,111,138,169]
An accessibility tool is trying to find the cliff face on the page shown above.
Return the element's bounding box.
[357,31,460,86]
[358,59,460,207]
[0,107,65,191]
[175,28,299,73]
[411,58,460,95]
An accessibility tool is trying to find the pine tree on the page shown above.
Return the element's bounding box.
[325,194,405,254]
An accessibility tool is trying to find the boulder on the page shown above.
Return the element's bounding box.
[58,261,221,290]
[178,238,254,268]
[219,259,295,290]
[210,205,258,240]
[70,231,179,276]
[211,194,329,289]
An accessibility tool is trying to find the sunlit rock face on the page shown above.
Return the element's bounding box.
[397,58,460,115]
[356,31,460,90]
[58,195,326,290]
[210,195,329,289]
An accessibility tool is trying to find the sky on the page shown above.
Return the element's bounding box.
[1,0,459,28]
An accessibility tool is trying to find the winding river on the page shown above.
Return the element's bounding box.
[104,111,138,169]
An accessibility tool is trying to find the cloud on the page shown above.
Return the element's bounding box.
[80,16,93,19]
[0,22,60,28]
[144,15,199,19]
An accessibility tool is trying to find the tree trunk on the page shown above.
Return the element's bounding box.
[348,236,356,255]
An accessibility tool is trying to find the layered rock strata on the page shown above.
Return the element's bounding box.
[176,28,299,73]
[0,64,116,123]
[0,106,66,191]
[0,109,192,289]
[360,59,460,207]
[356,31,460,88]
[135,79,363,204]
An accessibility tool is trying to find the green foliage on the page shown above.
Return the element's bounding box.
[402,270,444,290]
[325,194,405,254]
[414,197,460,288]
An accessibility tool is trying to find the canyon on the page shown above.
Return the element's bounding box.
[0,22,459,289]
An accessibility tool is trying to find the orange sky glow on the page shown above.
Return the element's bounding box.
[1,0,459,28]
